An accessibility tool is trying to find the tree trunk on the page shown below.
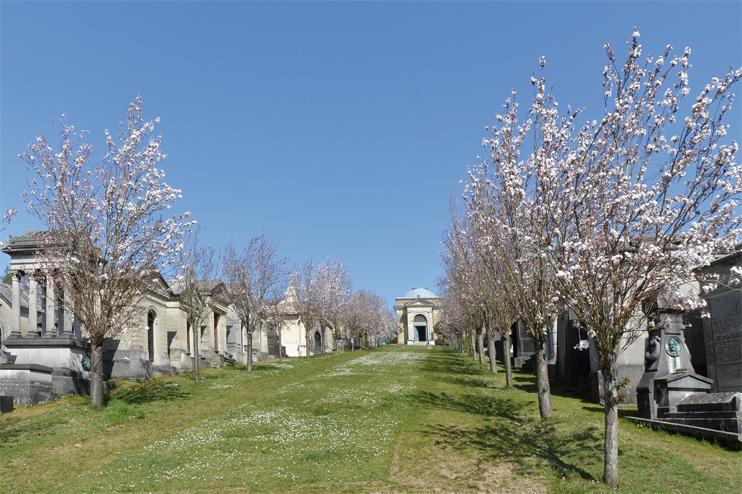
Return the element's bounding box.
[90,340,104,406]
[278,328,283,364]
[487,327,497,373]
[478,330,485,365]
[193,325,200,382]
[470,332,477,360]
[321,326,326,354]
[246,332,253,373]
[602,351,620,488]
[305,326,312,357]
[534,340,553,418]
[503,331,512,388]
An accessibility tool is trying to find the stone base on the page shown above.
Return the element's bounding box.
[0,364,56,406]
[104,349,153,381]
[153,365,177,378]
[4,336,89,371]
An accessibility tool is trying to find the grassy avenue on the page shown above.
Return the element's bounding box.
[0,347,739,493]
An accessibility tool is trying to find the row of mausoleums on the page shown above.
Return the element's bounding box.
[398,269,741,407]
[0,231,338,406]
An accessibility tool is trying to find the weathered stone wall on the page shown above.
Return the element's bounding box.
[704,289,742,393]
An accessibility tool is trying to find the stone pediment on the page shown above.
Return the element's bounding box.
[147,273,175,299]
[656,371,714,389]
[403,298,435,308]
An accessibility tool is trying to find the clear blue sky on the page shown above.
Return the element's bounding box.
[2,2,741,308]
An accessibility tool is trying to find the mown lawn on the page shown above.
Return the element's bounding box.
[0,346,739,493]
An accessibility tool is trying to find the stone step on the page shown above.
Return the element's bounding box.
[661,416,742,434]
[665,410,741,420]
[626,416,742,450]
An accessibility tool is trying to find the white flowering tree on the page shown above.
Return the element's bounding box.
[293,261,321,356]
[316,257,352,353]
[266,296,288,364]
[20,97,190,406]
[342,289,394,349]
[440,210,487,364]
[463,67,578,417]
[441,204,518,381]
[174,227,219,382]
[550,31,741,487]
[222,233,289,372]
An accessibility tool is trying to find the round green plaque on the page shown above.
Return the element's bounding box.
[664,336,682,357]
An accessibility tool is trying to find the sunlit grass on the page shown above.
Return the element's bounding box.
[0,347,739,493]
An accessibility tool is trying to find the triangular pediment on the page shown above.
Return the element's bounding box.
[403,298,435,308]
[147,272,175,300]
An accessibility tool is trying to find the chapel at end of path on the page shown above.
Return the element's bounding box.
[394,287,443,345]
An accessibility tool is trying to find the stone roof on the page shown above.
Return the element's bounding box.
[166,279,223,296]
[1,230,68,255]
[401,287,437,299]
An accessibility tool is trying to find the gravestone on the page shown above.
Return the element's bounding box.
[0,395,13,413]
[637,311,712,419]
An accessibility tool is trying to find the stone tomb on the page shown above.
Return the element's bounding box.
[0,363,55,406]
[0,231,100,405]
[4,336,93,396]
[637,312,712,419]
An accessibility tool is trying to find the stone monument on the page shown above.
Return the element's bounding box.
[637,311,712,419]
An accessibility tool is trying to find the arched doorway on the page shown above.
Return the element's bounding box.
[413,314,428,342]
[147,311,156,362]
[314,331,322,353]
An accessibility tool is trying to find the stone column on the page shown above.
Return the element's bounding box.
[62,294,74,337]
[44,278,56,337]
[40,288,47,335]
[10,270,22,337]
[28,275,38,337]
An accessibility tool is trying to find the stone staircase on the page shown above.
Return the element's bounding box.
[663,392,742,434]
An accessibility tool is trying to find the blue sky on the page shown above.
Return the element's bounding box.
[2,1,741,308]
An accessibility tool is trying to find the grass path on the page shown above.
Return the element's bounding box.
[1,346,739,493]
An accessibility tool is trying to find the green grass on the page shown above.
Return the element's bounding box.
[0,347,739,493]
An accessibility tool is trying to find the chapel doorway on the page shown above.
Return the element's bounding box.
[147,311,156,362]
[213,313,220,352]
[413,314,428,342]
[314,331,322,352]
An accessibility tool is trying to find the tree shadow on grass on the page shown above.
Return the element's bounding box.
[113,382,192,405]
[433,374,493,389]
[582,406,637,419]
[0,413,70,445]
[413,390,532,423]
[413,389,601,481]
[415,348,602,481]
[423,420,600,481]
[423,351,497,389]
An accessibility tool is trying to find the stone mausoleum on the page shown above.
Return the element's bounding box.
[394,287,443,345]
